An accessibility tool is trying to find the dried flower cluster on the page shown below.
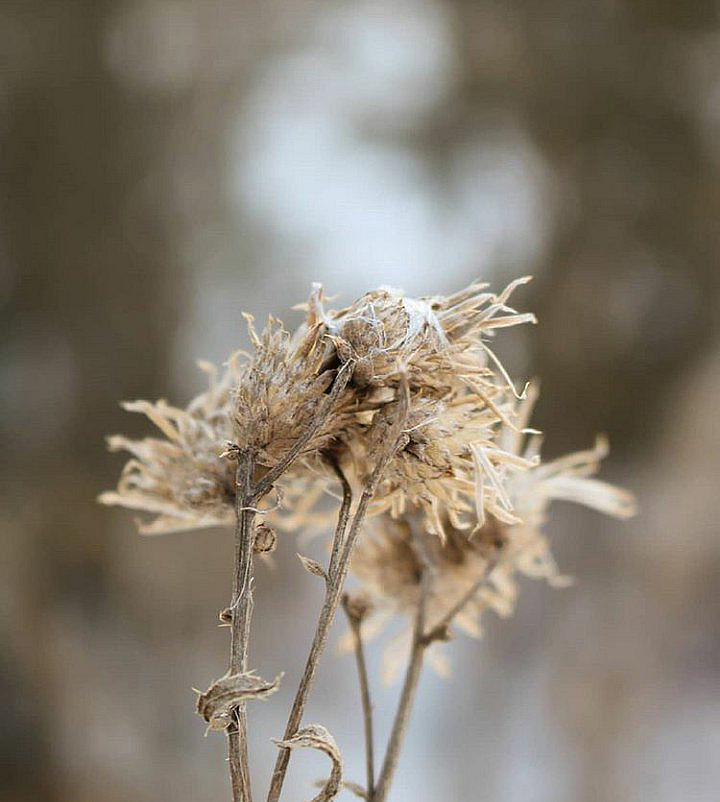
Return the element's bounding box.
[100,277,635,802]
[101,278,537,536]
[347,385,636,680]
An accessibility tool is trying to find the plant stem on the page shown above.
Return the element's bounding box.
[226,362,351,798]
[264,473,376,802]
[372,535,431,802]
[342,597,375,799]
[228,452,258,802]
[373,552,500,802]
[327,456,353,582]
[266,388,409,802]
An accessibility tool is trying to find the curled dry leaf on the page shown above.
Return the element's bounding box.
[273,724,343,802]
[196,671,282,731]
[297,553,328,582]
[254,523,278,554]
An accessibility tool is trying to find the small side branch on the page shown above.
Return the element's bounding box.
[342,594,375,799]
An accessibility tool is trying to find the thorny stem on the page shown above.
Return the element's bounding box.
[218,362,350,801]
[228,452,259,802]
[342,596,375,799]
[264,471,379,802]
[224,362,352,799]
[373,546,500,802]
[266,384,410,802]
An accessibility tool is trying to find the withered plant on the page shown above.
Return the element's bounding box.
[101,278,635,802]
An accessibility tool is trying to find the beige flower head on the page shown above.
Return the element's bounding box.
[98,359,242,534]
[100,278,539,536]
[346,383,636,678]
[278,278,539,533]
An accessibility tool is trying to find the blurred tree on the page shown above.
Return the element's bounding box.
[445,0,720,456]
[1,2,179,799]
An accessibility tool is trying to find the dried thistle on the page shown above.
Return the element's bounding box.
[277,278,541,538]
[99,278,635,802]
[100,278,537,539]
[347,383,637,680]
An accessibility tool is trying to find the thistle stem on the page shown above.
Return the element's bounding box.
[327,456,353,582]
[373,545,499,802]
[342,596,376,799]
[265,472,376,802]
[225,363,352,799]
[228,452,258,802]
[372,535,431,802]
[266,387,409,802]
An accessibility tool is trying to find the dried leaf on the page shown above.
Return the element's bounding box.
[297,553,328,582]
[273,724,343,802]
[196,671,281,732]
[254,523,277,554]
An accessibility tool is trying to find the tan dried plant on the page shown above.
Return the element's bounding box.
[100,278,635,802]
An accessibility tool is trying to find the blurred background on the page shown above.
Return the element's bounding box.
[2,1,720,800]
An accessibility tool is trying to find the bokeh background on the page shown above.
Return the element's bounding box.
[2,1,720,800]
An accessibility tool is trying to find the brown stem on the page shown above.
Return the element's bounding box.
[265,472,377,802]
[228,452,258,802]
[372,533,431,802]
[342,597,375,799]
[327,456,353,582]
[373,551,500,802]
[266,386,409,802]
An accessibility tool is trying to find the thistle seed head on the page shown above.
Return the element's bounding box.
[100,278,543,537]
[346,383,637,678]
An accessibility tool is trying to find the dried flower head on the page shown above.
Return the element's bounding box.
[278,278,540,533]
[101,278,538,537]
[233,312,354,471]
[99,359,242,534]
[346,384,636,679]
